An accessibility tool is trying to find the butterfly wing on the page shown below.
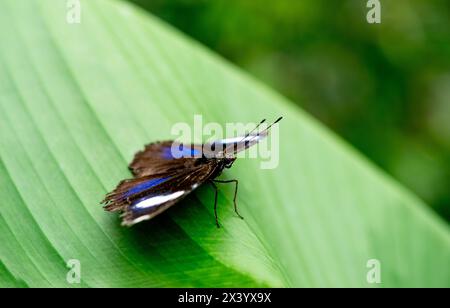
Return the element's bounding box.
[103,162,217,226]
[102,173,176,212]
[129,141,203,177]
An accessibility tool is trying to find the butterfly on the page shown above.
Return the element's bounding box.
[101,117,282,227]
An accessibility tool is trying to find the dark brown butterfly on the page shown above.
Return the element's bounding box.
[101,117,282,227]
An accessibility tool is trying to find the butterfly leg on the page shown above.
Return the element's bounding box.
[213,179,244,220]
[209,180,221,228]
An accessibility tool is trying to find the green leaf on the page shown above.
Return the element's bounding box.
[0,0,448,287]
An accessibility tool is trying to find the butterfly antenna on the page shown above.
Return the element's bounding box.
[224,117,283,154]
[263,116,283,132]
[242,119,266,141]
[224,119,266,154]
[244,117,283,148]
[245,116,283,143]
[223,119,266,154]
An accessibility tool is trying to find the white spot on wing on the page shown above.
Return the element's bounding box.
[129,214,151,225]
[133,191,185,210]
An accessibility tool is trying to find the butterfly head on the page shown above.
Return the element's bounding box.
[212,150,236,168]
[223,156,236,169]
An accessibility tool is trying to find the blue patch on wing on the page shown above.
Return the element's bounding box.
[125,177,170,197]
[162,145,200,159]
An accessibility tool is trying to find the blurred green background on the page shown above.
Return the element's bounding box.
[128,0,450,221]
